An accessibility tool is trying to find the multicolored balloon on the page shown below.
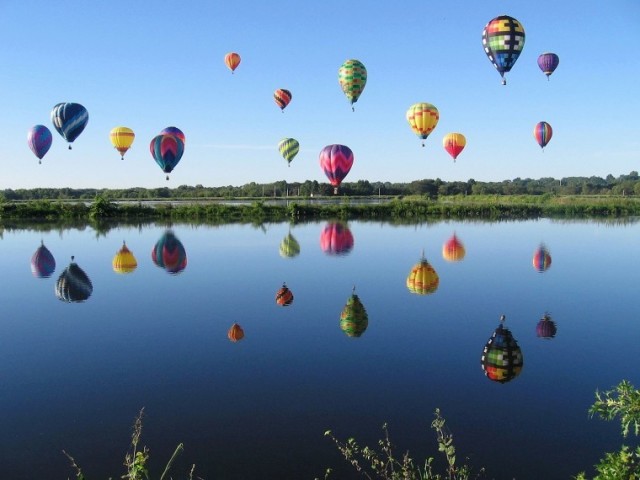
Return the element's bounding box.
[482,15,526,85]
[112,241,137,274]
[534,121,553,150]
[110,126,135,160]
[536,313,557,339]
[50,102,89,149]
[340,287,368,337]
[160,126,185,145]
[442,133,466,162]
[55,256,93,303]
[319,144,353,194]
[481,315,524,383]
[532,244,552,272]
[27,125,52,164]
[279,232,301,258]
[537,52,559,80]
[275,282,294,306]
[31,241,56,278]
[278,138,299,166]
[338,59,367,111]
[442,234,466,262]
[151,230,187,275]
[406,253,439,295]
[406,103,439,147]
[224,52,241,73]
[150,133,185,180]
[228,323,245,342]
[274,89,292,112]
[320,222,354,256]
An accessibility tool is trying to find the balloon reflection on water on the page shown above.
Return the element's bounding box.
[320,222,354,256]
[480,315,524,384]
[279,232,300,258]
[532,244,552,272]
[442,233,466,262]
[55,256,93,303]
[275,283,294,307]
[151,230,187,275]
[227,323,245,342]
[340,287,368,338]
[112,241,137,274]
[31,241,56,278]
[536,313,557,339]
[406,252,439,295]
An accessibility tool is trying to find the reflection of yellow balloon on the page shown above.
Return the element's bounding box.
[406,256,439,295]
[112,242,137,274]
[110,126,135,160]
[442,234,466,262]
[406,103,439,147]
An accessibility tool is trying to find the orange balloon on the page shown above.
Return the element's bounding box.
[228,323,245,342]
[224,52,241,73]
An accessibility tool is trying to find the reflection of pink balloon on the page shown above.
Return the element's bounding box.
[320,222,354,256]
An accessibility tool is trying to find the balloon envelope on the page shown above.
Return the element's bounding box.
[407,103,439,145]
[27,125,52,162]
[534,122,553,149]
[338,59,367,109]
[31,242,56,278]
[275,283,294,306]
[50,102,89,145]
[55,258,93,303]
[537,52,559,79]
[443,133,466,161]
[536,313,557,339]
[532,245,552,272]
[481,322,524,383]
[320,222,354,256]
[442,234,466,262]
[150,134,185,176]
[340,290,368,337]
[112,242,137,274]
[160,126,185,145]
[110,127,135,160]
[319,144,353,193]
[407,256,439,295]
[151,231,187,274]
[278,138,299,166]
[279,232,301,258]
[482,15,526,84]
[224,52,241,73]
[274,89,292,111]
[228,323,245,342]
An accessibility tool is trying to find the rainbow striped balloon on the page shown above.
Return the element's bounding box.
[534,121,553,150]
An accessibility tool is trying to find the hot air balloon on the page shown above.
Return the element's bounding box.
[150,134,185,180]
[110,127,135,160]
[320,222,354,256]
[338,59,367,111]
[537,52,559,80]
[279,232,301,258]
[50,102,89,149]
[536,313,557,339]
[319,144,353,194]
[27,125,52,164]
[31,241,56,278]
[278,138,299,167]
[482,15,526,85]
[160,126,185,145]
[406,253,439,295]
[443,133,466,162]
[112,241,137,274]
[340,287,369,337]
[276,282,294,306]
[534,121,553,150]
[442,234,466,262]
[228,323,245,342]
[274,89,292,112]
[151,230,187,274]
[224,52,241,73]
[481,315,524,383]
[55,256,93,303]
[532,244,552,272]
[406,103,439,147]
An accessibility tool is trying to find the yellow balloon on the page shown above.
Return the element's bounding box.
[112,242,137,274]
[406,103,439,147]
[109,126,135,160]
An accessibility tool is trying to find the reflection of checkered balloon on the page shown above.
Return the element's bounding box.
[482,15,525,82]
[481,324,524,383]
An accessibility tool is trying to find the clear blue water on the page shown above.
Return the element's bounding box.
[1,218,639,479]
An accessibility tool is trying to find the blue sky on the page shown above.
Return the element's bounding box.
[1,0,638,189]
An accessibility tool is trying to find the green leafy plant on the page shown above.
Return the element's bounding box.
[320,408,483,480]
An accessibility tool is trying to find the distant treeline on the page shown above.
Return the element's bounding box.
[2,171,640,200]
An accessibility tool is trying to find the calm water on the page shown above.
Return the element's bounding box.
[1,218,639,480]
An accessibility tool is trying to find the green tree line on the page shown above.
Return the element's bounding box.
[3,172,640,201]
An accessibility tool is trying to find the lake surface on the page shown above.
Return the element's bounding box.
[1,218,639,479]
